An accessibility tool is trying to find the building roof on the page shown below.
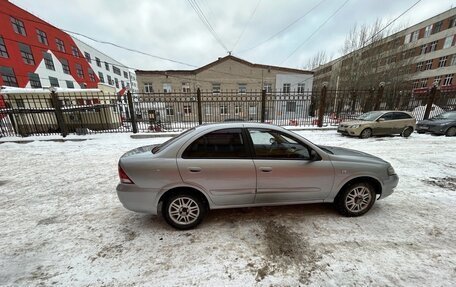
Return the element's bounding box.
[136,55,313,75]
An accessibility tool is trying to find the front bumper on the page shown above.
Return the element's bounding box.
[379,174,399,199]
[337,126,362,136]
[116,183,160,215]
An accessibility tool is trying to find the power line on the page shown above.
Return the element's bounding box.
[281,0,350,65]
[237,0,327,54]
[186,0,229,53]
[232,0,262,52]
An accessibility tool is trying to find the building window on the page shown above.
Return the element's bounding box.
[182,82,190,93]
[28,73,41,88]
[205,106,212,116]
[434,76,441,86]
[451,17,456,28]
[49,76,59,87]
[420,78,428,88]
[113,66,121,75]
[411,31,419,42]
[212,83,220,94]
[98,72,104,83]
[444,36,454,49]
[55,38,65,52]
[443,74,453,86]
[286,101,297,112]
[184,105,192,114]
[249,105,257,115]
[0,37,9,58]
[59,58,70,74]
[424,24,433,37]
[0,66,19,87]
[95,57,101,67]
[66,80,74,89]
[297,83,305,93]
[105,62,110,71]
[234,105,241,114]
[439,56,447,68]
[114,78,119,88]
[10,17,26,36]
[420,44,427,55]
[71,46,80,57]
[283,83,291,93]
[121,80,125,88]
[428,41,438,53]
[451,55,456,66]
[15,99,25,108]
[43,52,55,70]
[84,52,91,63]
[412,80,420,89]
[19,43,34,65]
[107,75,113,85]
[416,61,424,72]
[36,29,48,45]
[144,83,153,93]
[163,83,171,93]
[424,60,433,70]
[166,107,174,116]
[404,33,411,44]
[123,71,128,79]
[263,83,272,93]
[238,83,247,94]
[76,64,84,78]
[220,105,228,115]
[88,69,95,82]
[432,21,442,34]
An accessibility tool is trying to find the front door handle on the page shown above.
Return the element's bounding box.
[259,167,272,172]
[188,167,202,172]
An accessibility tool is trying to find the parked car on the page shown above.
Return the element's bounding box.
[416,110,456,136]
[117,123,399,229]
[337,110,416,139]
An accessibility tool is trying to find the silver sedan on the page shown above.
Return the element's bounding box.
[117,123,399,229]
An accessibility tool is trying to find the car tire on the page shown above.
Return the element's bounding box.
[446,126,456,137]
[360,128,372,139]
[401,127,413,137]
[163,192,206,230]
[335,182,376,217]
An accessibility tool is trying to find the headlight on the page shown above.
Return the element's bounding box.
[387,166,396,176]
[349,124,360,128]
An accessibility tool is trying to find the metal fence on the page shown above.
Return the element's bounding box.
[1,86,455,137]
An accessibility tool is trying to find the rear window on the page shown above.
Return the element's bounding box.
[152,128,195,154]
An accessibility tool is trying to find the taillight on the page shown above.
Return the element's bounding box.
[118,165,134,184]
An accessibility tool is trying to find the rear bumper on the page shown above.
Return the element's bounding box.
[416,125,446,135]
[380,174,399,199]
[116,184,160,215]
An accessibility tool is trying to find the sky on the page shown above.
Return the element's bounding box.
[10,0,456,71]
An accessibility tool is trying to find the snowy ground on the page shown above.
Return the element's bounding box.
[0,130,455,286]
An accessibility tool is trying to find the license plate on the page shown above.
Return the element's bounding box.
[420,126,429,130]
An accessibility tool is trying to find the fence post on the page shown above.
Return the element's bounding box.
[423,85,438,120]
[51,90,68,137]
[261,89,266,123]
[374,82,385,110]
[127,91,138,133]
[317,83,327,127]
[197,88,202,125]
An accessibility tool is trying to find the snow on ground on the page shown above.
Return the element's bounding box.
[0,131,455,286]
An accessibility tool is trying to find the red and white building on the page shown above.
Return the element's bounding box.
[0,0,137,92]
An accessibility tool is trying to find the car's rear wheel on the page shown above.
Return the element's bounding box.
[335,182,376,217]
[401,126,413,137]
[360,128,372,139]
[163,192,206,230]
[446,126,456,137]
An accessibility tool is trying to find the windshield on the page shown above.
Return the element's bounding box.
[356,111,384,121]
[432,111,456,120]
[152,128,195,154]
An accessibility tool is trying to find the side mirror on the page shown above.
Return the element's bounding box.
[377,118,385,122]
[269,138,276,144]
[310,150,321,161]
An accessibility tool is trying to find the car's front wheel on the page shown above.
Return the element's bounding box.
[446,126,456,137]
[163,192,206,230]
[335,182,376,216]
[360,128,372,139]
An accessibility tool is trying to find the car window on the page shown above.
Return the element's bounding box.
[182,128,249,159]
[392,112,412,120]
[356,111,384,121]
[379,112,394,121]
[248,129,310,159]
[152,127,195,154]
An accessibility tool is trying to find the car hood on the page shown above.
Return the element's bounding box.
[121,144,159,159]
[418,119,454,125]
[320,145,387,164]
[340,120,370,126]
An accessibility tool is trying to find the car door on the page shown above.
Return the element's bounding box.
[374,112,396,135]
[247,128,334,203]
[391,112,413,133]
[177,128,256,206]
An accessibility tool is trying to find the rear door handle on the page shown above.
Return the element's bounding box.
[188,167,202,172]
[259,167,272,172]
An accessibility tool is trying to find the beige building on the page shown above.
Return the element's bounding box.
[314,8,456,95]
[136,55,313,123]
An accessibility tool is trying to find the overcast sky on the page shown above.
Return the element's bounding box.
[10,0,456,71]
